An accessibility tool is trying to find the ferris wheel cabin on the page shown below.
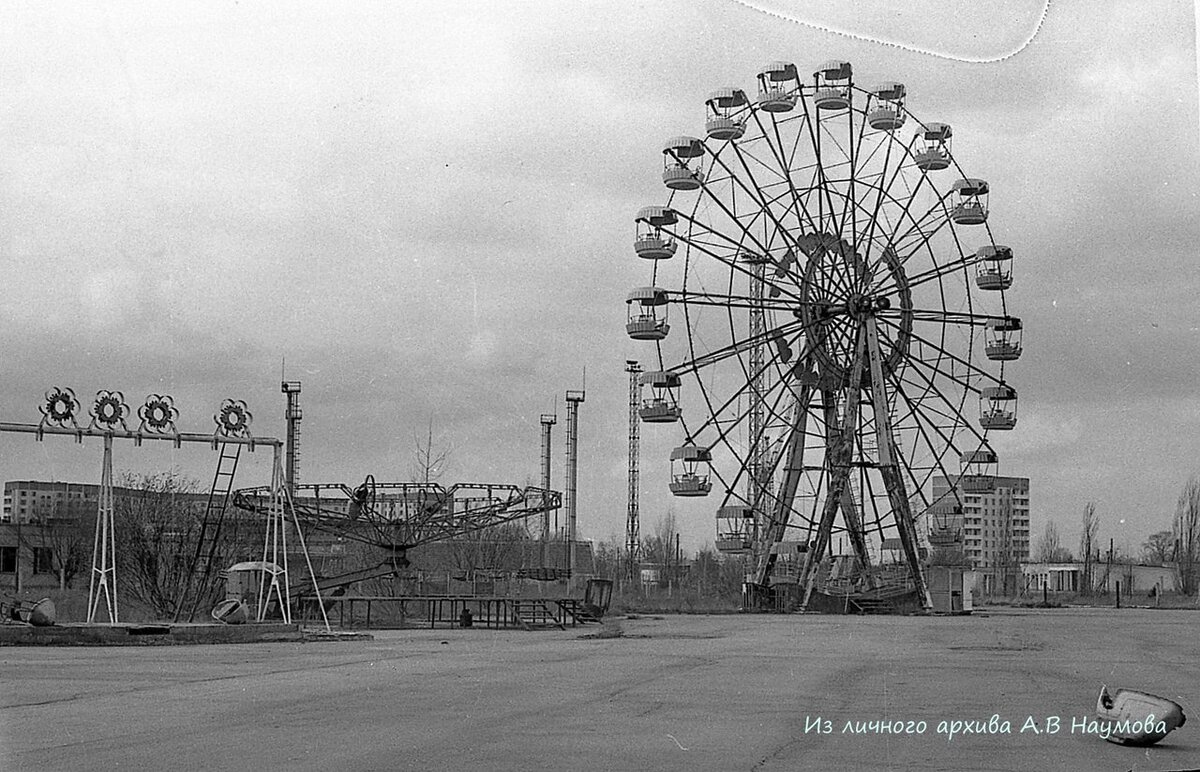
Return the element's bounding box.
[959,448,1000,493]
[662,136,705,191]
[625,286,671,341]
[925,497,964,546]
[867,82,906,131]
[813,60,852,110]
[975,244,1014,290]
[985,316,1023,361]
[756,61,799,112]
[980,385,1017,430]
[706,87,748,140]
[669,444,713,497]
[639,370,683,423]
[634,206,678,260]
[914,123,953,171]
[715,505,755,553]
[950,178,989,225]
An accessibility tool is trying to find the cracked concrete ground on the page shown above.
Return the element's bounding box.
[1,608,1196,771]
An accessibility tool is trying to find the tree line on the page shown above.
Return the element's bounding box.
[1035,477,1200,595]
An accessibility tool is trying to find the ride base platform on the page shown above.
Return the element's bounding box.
[0,622,370,646]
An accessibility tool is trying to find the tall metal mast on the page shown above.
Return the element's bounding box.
[625,361,643,582]
[564,389,586,577]
[539,412,557,565]
[281,380,302,498]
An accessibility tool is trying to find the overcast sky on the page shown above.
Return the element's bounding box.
[1,1,1197,559]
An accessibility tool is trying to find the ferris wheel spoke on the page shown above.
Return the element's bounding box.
[853,137,907,285]
[891,375,979,488]
[889,249,995,296]
[894,363,993,452]
[670,289,815,314]
[886,200,955,261]
[881,307,1006,327]
[713,139,816,259]
[685,339,804,444]
[889,383,962,515]
[876,315,1003,388]
[748,109,826,240]
[667,219,808,305]
[667,317,810,375]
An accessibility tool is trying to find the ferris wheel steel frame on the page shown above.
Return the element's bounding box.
[625,60,1021,611]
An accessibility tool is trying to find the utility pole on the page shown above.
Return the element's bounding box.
[564,389,586,579]
[539,412,556,567]
[626,361,643,584]
[281,380,302,499]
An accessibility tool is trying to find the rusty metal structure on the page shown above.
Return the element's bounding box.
[626,59,1022,612]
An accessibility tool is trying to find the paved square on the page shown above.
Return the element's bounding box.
[2,608,1195,770]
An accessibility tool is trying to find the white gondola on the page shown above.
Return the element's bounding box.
[950,178,989,225]
[639,371,683,423]
[985,316,1023,361]
[706,87,748,141]
[813,60,851,110]
[914,122,953,171]
[715,505,754,553]
[756,61,799,112]
[867,82,906,131]
[980,385,1017,430]
[975,244,1014,290]
[669,444,712,497]
[634,206,678,260]
[625,287,671,341]
[662,135,705,191]
[959,448,999,493]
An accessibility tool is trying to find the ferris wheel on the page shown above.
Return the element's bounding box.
[624,60,1021,609]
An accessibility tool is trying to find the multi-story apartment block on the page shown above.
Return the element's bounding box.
[930,472,1030,596]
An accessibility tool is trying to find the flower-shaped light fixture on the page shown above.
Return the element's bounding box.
[40,387,80,428]
[214,399,252,437]
[138,394,179,434]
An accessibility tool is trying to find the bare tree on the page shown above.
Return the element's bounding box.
[1175,478,1200,595]
[447,522,531,578]
[115,471,257,619]
[1079,502,1100,595]
[1036,520,1072,563]
[18,515,88,591]
[409,418,451,485]
[640,512,679,586]
[1141,530,1175,565]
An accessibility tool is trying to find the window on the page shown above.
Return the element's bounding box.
[33,547,54,574]
[0,546,16,573]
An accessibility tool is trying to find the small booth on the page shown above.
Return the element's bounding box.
[914,123,953,171]
[669,444,713,497]
[634,206,678,260]
[625,286,671,341]
[927,566,975,614]
[756,61,799,112]
[705,87,748,141]
[813,60,852,110]
[662,136,705,191]
[867,82,906,131]
[639,370,683,423]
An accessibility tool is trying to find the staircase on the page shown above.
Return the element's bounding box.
[510,600,566,631]
[556,599,602,625]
